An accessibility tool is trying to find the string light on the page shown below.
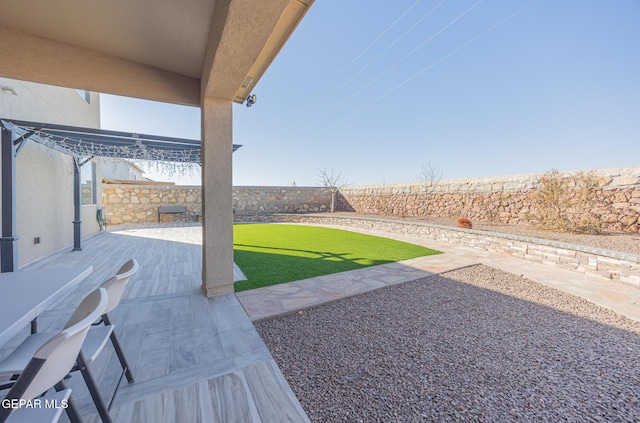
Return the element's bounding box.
[32,131,200,162]
[32,130,201,174]
[2,122,204,175]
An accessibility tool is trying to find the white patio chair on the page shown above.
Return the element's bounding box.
[0,287,114,423]
[91,259,138,382]
[81,259,138,408]
[0,288,108,423]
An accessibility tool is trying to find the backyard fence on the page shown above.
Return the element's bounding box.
[102,167,640,233]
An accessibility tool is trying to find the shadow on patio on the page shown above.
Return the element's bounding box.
[0,223,308,422]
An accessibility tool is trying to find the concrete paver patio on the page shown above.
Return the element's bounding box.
[0,224,308,423]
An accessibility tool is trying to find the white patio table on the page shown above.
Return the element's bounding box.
[0,265,93,345]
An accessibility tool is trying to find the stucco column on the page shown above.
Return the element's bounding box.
[201,97,234,296]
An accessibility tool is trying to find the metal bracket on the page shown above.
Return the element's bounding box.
[14,130,38,156]
[78,156,94,167]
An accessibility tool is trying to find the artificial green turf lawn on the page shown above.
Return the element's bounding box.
[233,224,441,292]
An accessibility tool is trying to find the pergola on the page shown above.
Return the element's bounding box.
[0,0,314,296]
[0,118,242,272]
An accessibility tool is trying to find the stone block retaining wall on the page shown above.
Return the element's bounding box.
[240,213,640,286]
[337,167,640,233]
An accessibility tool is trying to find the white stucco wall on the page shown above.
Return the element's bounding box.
[101,158,145,181]
[0,78,101,267]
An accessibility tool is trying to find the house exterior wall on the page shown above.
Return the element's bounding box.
[0,78,101,267]
[101,158,145,181]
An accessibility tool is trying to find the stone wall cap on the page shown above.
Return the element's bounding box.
[233,186,327,190]
[342,166,640,192]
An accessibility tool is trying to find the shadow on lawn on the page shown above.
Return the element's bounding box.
[234,243,370,262]
[233,247,390,292]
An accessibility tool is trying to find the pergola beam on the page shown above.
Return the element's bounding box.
[0,118,242,269]
[1,119,241,164]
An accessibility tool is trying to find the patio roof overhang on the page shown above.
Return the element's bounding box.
[0,0,314,106]
[0,0,315,296]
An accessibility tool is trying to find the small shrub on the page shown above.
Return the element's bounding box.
[529,169,604,234]
[457,218,472,229]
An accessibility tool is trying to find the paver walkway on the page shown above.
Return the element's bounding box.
[236,222,640,323]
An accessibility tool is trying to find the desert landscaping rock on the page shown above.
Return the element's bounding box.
[256,265,640,422]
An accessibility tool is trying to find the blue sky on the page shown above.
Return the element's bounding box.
[101,0,640,186]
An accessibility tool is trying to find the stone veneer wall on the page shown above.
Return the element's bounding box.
[238,214,640,286]
[102,185,202,224]
[337,167,640,233]
[233,186,331,215]
[102,185,331,225]
[102,167,640,231]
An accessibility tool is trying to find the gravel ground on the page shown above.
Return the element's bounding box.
[256,265,640,422]
[336,213,640,256]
